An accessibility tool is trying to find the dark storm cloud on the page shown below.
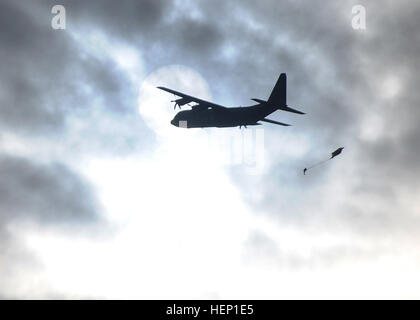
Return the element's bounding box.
[0,0,158,159]
[0,154,101,224]
[0,153,104,298]
[0,0,152,136]
[60,0,171,40]
[0,152,103,257]
[0,0,68,134]
[171,18,223,56]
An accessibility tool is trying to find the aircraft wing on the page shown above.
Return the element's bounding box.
[260,118,291,126]
[157,86,227,109]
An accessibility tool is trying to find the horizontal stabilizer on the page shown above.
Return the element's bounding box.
[279,105,305,115]
[251,98,266,104]
[261,118,291,126]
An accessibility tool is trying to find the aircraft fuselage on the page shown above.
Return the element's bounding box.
[171,105,265,128]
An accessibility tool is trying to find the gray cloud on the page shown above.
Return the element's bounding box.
[0,0,153,153]
[243,230,387,269]
[63,0,171,39]
[0,0,69,134]
[0,152,107,298]
[0,154,101,224]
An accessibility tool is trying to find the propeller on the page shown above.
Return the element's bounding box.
[171,97,193,110]
[171,94,180,110]
[171,100,181,110]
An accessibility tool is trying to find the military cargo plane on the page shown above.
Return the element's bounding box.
[158,73,304,128]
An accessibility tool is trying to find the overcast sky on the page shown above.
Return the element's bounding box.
[1,0,420,299]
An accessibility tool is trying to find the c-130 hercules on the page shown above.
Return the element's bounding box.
[158,73,305,128]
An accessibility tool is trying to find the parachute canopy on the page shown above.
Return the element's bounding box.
[331,147,344,159]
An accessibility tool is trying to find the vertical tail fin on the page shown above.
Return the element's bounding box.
[259,73,305,117]
[268,73,286,107]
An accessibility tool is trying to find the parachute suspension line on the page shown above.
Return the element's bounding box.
[303,157,331,175]
[307,157,331,170]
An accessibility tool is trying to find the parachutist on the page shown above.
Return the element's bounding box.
[304,147,344,174]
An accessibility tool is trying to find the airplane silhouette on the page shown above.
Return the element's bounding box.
[157,73,305,128]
